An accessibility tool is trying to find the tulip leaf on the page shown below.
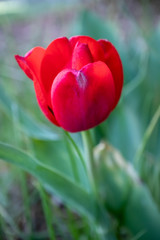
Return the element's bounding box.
[0,142,96,220]
[32,138,90,191]
[0,84,60,141]
[95,142,160,240]
[18,108,60,140]
[72,10,119,46]
[0,84,89,190]
[102,104,141,162]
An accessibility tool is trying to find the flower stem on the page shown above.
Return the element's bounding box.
[65,133,81,182]
[64,131,87,172]
[134,104,160,168]
[81,130,97,195]
[81,131,115,240]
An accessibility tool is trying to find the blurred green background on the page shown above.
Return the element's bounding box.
[0,0,160,239]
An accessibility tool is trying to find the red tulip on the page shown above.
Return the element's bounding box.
[15,36,123,132]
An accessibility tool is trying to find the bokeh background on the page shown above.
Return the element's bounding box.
[0,0,160,239]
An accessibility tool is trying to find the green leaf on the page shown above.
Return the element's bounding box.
[124,184,160,240]
[95,142,160,240]
[0,84,11,113]
[18,108,60,141]
[0,84,90,190]
[138,155,160,212]
[0,84,60,141]
[71,10,119,46]
[134,105,160,167]
[32,138,90,192]
[103,104,142,162]
[0,142,96,221]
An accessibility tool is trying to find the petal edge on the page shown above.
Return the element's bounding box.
[98,39,123,107]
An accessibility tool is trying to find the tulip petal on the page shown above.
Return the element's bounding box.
[15,55,33,80]
[15,47,57,124]
[34,79,59,126]
[71,42,93,70]
[15,47,45,80]
[70,36,104,62]
[51,61,115,132]
[40,37,71,93]
[98,39,123,106]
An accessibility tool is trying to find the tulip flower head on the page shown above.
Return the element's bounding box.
[15,36,123,132]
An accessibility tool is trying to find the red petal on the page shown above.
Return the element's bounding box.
[25,47,45,79]
[51,61,115,132]
[70,36,104,62]
[15,47,45,81]
[34,79,59,126]
[71,42,93,70]
[15,46,59,126]
[15,55,33,80]
[40,37,71,93]
[98,39,123,106]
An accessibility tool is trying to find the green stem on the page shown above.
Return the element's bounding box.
[81,131,117,240]
[134,104,160,168]
[65,135,80,182]
[37,183,56,240]
[81,130,97,195]
[64,131,87,172]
